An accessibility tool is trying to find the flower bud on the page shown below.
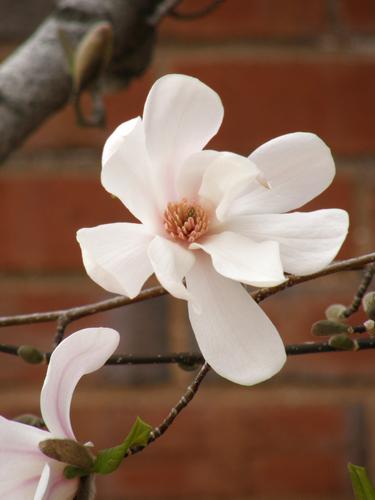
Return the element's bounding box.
[328,334,359,351]
[311,320,352,336]
[39,439,94,470]
[73,22,113,94]
[325,304,347,322]
[17,345,45,364]
[363,292,375,320]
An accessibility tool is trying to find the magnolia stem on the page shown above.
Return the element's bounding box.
[2,338,375,365]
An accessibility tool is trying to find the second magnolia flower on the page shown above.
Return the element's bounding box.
[77,74,349,386]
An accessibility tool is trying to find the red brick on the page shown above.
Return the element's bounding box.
[340,0,375,34]
[0,170,134,271]
[170,58,375,156]
[160,0,328,41]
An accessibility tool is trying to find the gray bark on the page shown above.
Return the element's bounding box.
[0,0,169,162]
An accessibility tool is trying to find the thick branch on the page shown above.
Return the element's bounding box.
[0,0,177,162]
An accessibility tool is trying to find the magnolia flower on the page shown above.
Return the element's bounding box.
[0,327,119,499]
[77,74,349,386]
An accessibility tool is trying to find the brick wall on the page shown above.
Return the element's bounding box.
[1,1,375,498]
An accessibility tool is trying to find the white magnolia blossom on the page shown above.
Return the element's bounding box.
[0,328,119,499]
[77,74,349,386]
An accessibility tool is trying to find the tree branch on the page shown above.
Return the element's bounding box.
[1,252,374,329]
[0,0,179,163]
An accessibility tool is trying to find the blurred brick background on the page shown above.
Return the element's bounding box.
[1,0,375,498]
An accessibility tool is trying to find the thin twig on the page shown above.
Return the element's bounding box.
[3,338,375,365]
[1,253,375,329]
[126,362,211,457]
[169,0,224,20]
[342,263,375,318]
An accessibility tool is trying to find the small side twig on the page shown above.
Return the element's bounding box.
[126,362,211,458]
[53,314,70,347]
[169,0,224,20]
[342,263,375,318]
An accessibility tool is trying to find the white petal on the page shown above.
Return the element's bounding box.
[191,231,285,287]
[0,417,49,499]
[77,223,154,298]
[101,117,161,230]
[176,150,220,201]
[41,328,120,439]
[147,236,195,301]
[230,133,335,215]
[186,254,286,385]
[228,209,349,275]
[143,74,224,203]
[34,463,78,500]
[198,152,261,221]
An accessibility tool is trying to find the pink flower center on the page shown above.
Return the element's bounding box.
[163,198,209,243]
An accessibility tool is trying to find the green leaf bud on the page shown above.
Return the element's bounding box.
[325,304,347,322]
[311,320,352,336]
[328,334,359,351]
[13,413,45,428]
[17,345,45,364]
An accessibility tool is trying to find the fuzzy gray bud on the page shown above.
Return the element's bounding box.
[311,320,352,336]
[39,439,94,470]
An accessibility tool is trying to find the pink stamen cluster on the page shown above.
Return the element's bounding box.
[163,198,209,243]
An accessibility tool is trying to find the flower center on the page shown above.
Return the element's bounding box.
[163,198,209,243]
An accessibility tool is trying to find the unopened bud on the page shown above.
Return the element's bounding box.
[17,345,45,364]
[73,22,113,93]
[39,439,94,470]
[328,334,359,351]
[363,292,375,320]
[13,414,45,428]
[311,320,352,336]
[325,304,347,322]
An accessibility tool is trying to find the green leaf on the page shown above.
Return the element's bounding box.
[93,417,152,475]
[348,463,375,500]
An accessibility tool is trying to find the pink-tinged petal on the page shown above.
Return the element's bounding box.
[148,236,195,301]
[0,417,50,499]
[230,133,335,216]
[34,463,78,500]
[143,74,224,204]
[228,209,349,275]
[101,117,161,230]
[41,328,120,439]
[176,150,220,201]
[198,152,261,221]
[77,223,154,298]
[191,231,285,287]
[186,254,286,385]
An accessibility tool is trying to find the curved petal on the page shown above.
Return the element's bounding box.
[41,328,120,439]
[191,231,285,287]
[228,209,349,275]
[176,150,220,201]
[35,463,78,500]
[186,254,286,385]
[230,133,335,216]
[77,223,154,298]
[143,74,224,204]
[198,152,261,221]
[0,417,49,499]
[147,236,195,301]
[101,117,161,230]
